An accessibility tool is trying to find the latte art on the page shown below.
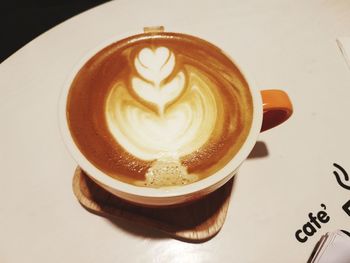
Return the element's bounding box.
[106,47,217,160]
[133,47,181,114]
[67,32,253,187]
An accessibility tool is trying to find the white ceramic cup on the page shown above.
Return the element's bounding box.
[59,28,293,207]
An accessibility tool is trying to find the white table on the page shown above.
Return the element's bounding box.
[1,0,350,262]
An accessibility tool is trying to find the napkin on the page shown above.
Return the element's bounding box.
[337,37,350,69]
[308,230,350,263]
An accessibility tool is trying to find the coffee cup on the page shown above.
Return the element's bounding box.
[59,27,293,206]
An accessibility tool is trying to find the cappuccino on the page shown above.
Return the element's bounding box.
[67,31,253,187]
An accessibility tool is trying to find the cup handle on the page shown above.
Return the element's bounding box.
[260,89,293,132]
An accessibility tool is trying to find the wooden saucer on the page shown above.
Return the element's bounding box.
[72,167,234,242]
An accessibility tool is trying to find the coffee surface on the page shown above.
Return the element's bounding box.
[67,32,253,187]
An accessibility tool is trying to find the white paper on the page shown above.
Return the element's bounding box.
[310,230,350,263]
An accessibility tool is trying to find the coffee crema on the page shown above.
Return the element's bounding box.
[67,32,253,187]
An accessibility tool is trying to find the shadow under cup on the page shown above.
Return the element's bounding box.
[60,28,293,206]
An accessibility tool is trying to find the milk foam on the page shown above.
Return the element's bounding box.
[135,47,175,86]
[105,46,218,161]
[144,157,198,187]
[133,47,184,114]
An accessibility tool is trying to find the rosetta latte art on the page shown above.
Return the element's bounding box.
[106,47,218,186]
[67,32,253,187]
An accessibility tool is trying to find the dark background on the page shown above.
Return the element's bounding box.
[0,0,111,62]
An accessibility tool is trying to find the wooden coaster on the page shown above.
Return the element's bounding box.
[72,167,234,242]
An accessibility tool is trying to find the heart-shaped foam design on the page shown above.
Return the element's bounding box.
[132,72,185,114]
[120,103,196,153]
[135,47,175,85]
[138,47,169,71]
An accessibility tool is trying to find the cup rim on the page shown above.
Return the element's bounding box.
[58,30,263,198]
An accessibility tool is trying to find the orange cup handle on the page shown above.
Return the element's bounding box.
[260,89,293,132]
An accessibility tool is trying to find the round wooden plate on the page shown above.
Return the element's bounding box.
[72,167,234,242]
